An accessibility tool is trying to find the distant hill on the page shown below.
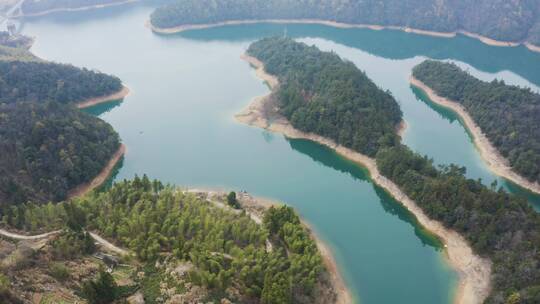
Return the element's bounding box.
[151,0,540,46]
[21,0,132,15]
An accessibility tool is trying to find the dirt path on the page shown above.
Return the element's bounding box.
[236,54,492,304]
[0,228,128,256]
[410,76,540,195]
[76,86,130,109]
[88,232,128,256]
[0,228,59,240]
[68,144,126,199]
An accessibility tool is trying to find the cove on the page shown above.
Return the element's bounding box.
[20,2,540,304]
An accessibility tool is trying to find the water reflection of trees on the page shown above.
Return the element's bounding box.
[178,23,540,87]
[287,137,443,249]
[81,99,123,116]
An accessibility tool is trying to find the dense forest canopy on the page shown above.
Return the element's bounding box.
[412,60,540,185]
[151,0,540,45]
[0,102,120,206]
[247,37,402,157]
[2,177,328,304]
[376,146,540,303]
[247,37,539,303]
[0,60,122,105]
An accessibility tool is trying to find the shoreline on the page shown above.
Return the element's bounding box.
[76,85,130,109]
[236,54,492,304]
[148,19,540,53]
[188,188,354,304]
[13,0,138,18]
[67,144,126,199]
[410,76,540,195]
[237,192,353,304]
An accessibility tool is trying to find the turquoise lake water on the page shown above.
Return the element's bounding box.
[21,2,540,303]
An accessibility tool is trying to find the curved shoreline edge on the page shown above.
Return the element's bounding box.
[244,196,354,304]
[236,54,492,304]
[13,0,138,18]
[410,76,540,195]
[1,187,350,303]
[76,85,130,109]
[68,143,126,199]
[148,19,540,53]
[187,188,354,304]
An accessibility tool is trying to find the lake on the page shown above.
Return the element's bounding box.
[21,2,540,303]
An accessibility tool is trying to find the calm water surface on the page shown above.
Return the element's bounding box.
[21,3,540,303]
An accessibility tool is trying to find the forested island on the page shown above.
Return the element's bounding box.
[240,37,540,304]
[150,0,540,49]
[0,177,347,304]
[0,102,121,206]
[412,61,540,191]
[0,60,124,106]
[246,37,402,157]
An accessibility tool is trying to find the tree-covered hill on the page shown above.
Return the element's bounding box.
[247,37,402,157]
[246,38,539,303]
[2,177,335,304]
[0,60,122,105]
[150,0,540,46]
[0,102,120,206]
[412,60,540,185]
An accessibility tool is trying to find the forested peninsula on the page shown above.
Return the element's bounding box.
[412,60,540,193]
[0,177,348,304]
[245,37,402,157]
[149,0,540,50]
[0,60,126,107]
[0,102,121,206]
[238,37,540,304]
[0,41,127,207]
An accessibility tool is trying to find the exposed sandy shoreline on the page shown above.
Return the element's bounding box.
[525,43,540,53]
[187,188,353,304]
[239,194,353,304]
[410,76,540,195]
[148,19,540,53]
[236,54,492,304]
[149,18,454,38]
[76,85,130,109]
[13,0,138,18]
[68,144,126,198]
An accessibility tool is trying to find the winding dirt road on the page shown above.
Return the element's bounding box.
[0,228,128,256]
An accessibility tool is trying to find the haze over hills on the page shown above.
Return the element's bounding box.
[1,1,540,304]
[151,0,540,46]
